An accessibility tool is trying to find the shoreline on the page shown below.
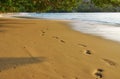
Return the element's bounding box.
[0,17,120,79]
[1,13,120,43]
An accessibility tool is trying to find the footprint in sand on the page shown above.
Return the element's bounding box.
[83,50,92,55]
[13,66,16,69]
[60,40,65,43]
[41,28,48,36]
[52,36,59,39]
[93,68,104,79]
[40,30,46,36]
[52,36,66,44]
[102,58,116,66]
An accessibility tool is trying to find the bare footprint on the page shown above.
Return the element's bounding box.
[52,36,59,39]
[95,72,103,79]
[83,50,91,55]
[102,58,116,66]
[40,30,45,33]
[52,36,65,43]
[40,30,46,36]
[41,34,44,36]
[93,68,104,79]
[60,40,65,43]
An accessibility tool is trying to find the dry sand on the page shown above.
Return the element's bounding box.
[0,18,120,79]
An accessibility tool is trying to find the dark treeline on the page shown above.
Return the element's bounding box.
[0,0,120,12]
[77,0,120,12]
[0,0,81,12]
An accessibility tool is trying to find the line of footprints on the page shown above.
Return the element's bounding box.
[52,36,65,43]
[40,28,117,79]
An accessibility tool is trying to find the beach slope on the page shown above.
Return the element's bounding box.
[0,18,120,79]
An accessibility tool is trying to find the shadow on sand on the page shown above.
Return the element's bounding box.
[0,57,45,72]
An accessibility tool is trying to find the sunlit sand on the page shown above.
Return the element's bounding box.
[0,17,120,79]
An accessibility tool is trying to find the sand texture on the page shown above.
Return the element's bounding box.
[0,18,120,79]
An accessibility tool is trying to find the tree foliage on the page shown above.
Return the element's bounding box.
[0,0,81,12]
[1,0,120,12]
[92,0,120,7]
[76,0,120,12]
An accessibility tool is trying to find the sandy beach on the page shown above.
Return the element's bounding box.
[0,18,120,79]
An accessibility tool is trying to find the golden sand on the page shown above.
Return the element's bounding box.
[0,18,120,79]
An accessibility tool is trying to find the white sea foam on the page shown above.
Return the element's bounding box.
[0,13,31,18]
[9,13,31,17]
[71,20,120,42]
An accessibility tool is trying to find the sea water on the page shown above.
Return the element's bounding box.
[15,13,120,42]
